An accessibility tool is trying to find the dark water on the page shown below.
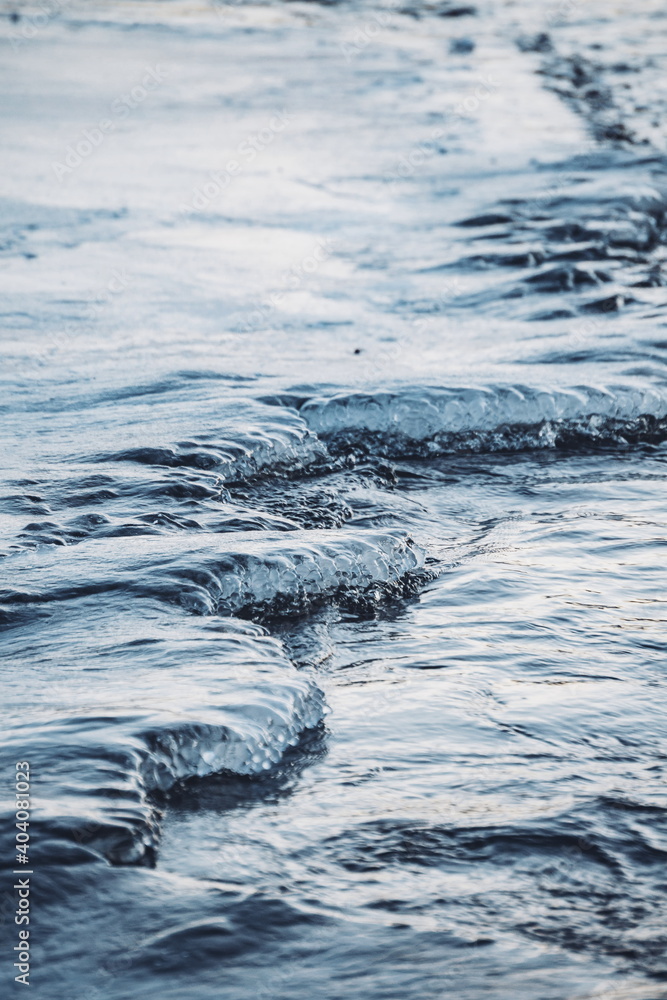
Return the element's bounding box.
[1,1,667,998]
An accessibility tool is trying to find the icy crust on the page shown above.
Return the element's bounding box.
[300,384,667,456]
[9,632,325,866]
[0,529,426,617]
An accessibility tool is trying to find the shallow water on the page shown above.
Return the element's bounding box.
[1,1,667,998]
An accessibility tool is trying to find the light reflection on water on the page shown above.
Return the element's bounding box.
[1,1,667,998]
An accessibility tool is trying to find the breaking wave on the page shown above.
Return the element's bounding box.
[4,630,325,865]
[0,529,426,617]
[298,382,667,457]
[102,403,327,482]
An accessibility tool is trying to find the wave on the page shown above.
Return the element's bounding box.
[0,529,426,617]
[1,523,427,867]
[3,630,325,865]
[298,382,667,457]
[103,405,327,483]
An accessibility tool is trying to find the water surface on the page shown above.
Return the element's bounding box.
[1,1,667,997]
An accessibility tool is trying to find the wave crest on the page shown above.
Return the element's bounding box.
[300,383,667,456]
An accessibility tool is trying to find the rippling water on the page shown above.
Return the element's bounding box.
[2,1,667,997]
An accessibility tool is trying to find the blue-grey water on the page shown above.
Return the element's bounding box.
[1,1,667,998]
